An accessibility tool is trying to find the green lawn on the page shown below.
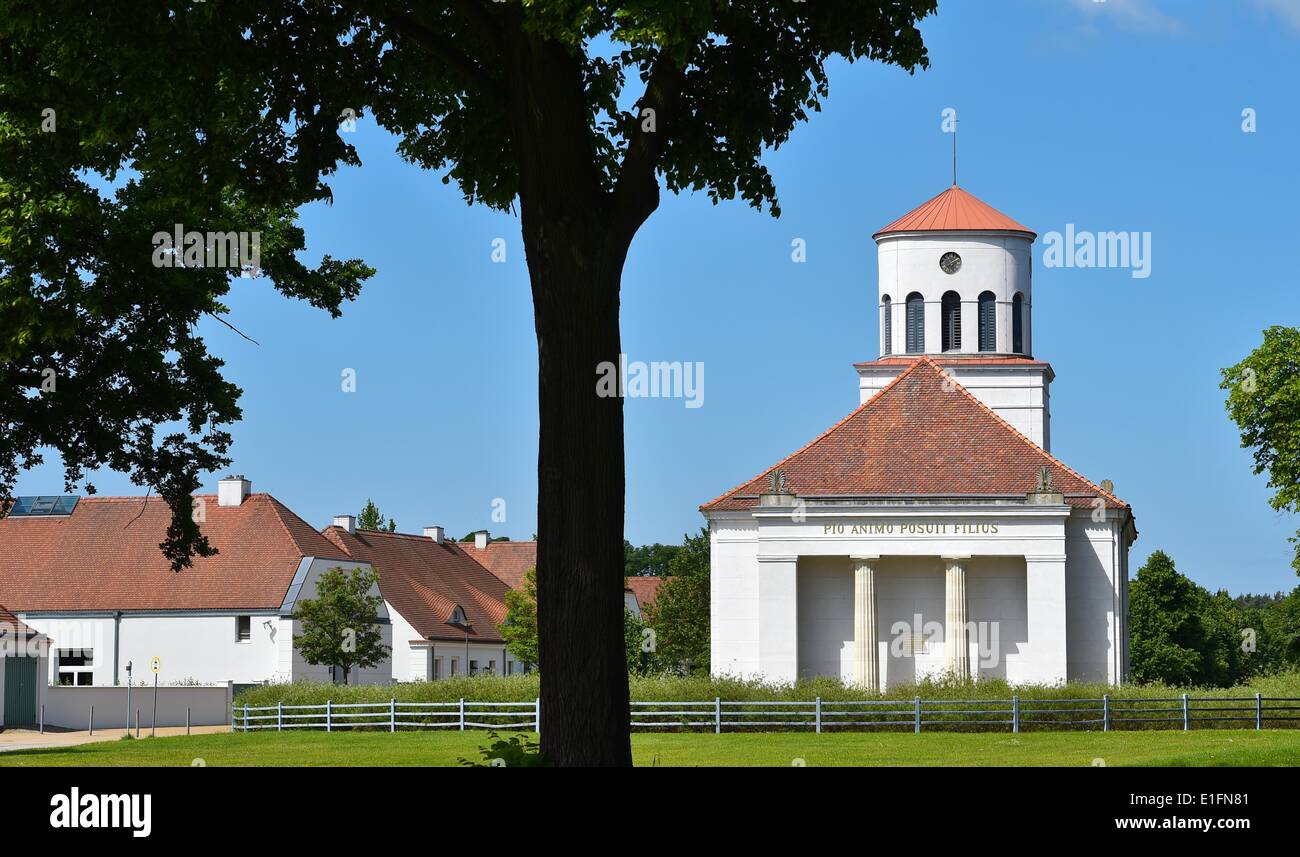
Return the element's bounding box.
[2,729,1298,766]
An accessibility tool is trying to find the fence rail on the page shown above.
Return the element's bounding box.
[230,693,1300,734]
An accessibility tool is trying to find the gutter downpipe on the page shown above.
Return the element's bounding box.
[113,610,122,685]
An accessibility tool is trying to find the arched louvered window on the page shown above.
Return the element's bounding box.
[941,291,961,352]
[1012,292,1025,353]
[978,291,996,352]
[905,292,924,353]
[882,296,893,355]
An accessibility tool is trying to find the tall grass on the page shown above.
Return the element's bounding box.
[234,670,1300,707]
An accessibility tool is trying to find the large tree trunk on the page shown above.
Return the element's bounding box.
[525,215,632,766]
[506,29,660,767]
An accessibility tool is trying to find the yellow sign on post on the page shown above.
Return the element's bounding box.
[150,656,160,674]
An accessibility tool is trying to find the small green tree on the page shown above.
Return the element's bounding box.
[293,566,390,684]
[643,528,710,672]
[357,499,396,532]
[499,566,539,669]
[1222,326,1300,573]
[1129,551,1208,686]
[623,606,657,675]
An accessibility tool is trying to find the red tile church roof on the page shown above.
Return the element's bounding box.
[701,357,1127,513]
[874,186,1035,239]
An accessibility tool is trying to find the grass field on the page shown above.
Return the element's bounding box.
[1,729,1297,767]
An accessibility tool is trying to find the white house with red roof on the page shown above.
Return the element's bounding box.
[0,477,393,691]
[703,185,1137,689]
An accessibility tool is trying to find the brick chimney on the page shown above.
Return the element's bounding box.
[423,526,445,544]
[333,515,356,534]
[474,530,489,550]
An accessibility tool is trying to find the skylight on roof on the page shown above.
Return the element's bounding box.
[6,495,79,517]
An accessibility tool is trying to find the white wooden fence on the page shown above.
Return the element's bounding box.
[230,694,1300,734]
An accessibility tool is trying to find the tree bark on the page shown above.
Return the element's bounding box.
[526,217,633,766]
[503,27,662,767]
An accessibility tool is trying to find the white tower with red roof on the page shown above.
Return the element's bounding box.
[858,185,1053,451]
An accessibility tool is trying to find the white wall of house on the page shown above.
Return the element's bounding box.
[21,558,398,688]
[21,613,282,686]
[420,641,523,680]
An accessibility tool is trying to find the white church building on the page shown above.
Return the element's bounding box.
[703,185,1136,689]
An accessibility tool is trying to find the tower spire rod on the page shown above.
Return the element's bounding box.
[952,117,958,186]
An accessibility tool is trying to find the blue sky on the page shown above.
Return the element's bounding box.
[16,0,1300,595]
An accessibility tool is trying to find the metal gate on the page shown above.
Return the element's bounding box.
[3,656,38,726]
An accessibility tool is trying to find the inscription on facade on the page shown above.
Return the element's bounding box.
[821,522,1000,535]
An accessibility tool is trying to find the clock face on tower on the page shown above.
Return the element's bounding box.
[939,252,962,275]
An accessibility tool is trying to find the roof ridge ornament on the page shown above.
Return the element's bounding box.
[1026,466,1064,505]
[759,469,797,506]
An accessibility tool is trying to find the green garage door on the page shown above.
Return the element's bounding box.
[3,656,38,726]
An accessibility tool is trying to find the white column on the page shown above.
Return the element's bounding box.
[851,556,880,691]
[1026,555,1068,683]
[757,555,799,683]
[943,556,970,680]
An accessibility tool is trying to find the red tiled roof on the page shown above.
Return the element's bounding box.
[324,528,512,644]
[461,541,536,590]
[874,186,1035,239]
[701,357,1127,512]
[0,494,343,612]
[625,576,663,611]
[0,604,40,637]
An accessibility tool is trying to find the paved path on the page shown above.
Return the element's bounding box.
[0,725,231,753]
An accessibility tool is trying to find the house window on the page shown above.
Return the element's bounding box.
[469,660,479,676]
[235,615,251,642]
[905,292,924,353]
[57,649,93,686]
[487,660,496,675]
[978,291,996,352]
[941,291,961,352]
[433,657,442,680]
[505,660,513,676]
[882,296,892,355]
[450,657,459,676]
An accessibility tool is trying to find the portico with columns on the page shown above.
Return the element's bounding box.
[703,184,1135,689]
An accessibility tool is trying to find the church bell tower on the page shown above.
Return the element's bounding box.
[856,185,1053,451]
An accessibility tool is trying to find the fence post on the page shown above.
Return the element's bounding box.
[914,696,921,734]
[135,709,140,738]
[186,707,191,737]
[459,698,466,731]
[715,697,722,734]
[243,704,249,733]
[39,703,44,735]
[1012,695,1020,733]
[390,698,397,733]
[534,697,540,734]
[277,701,283,732]
[1182,693,1190,731]
[326,699,332,733]
[1103,694,1110,732]
[815,697,822,734]
[1256,692,1262,731]
[89,704,93,736]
